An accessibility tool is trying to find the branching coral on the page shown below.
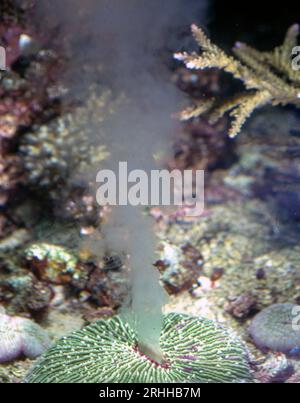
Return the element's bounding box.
[175,24,300,137]
[25,313,252,383]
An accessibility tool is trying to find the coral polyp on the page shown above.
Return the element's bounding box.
[25,313,252,383]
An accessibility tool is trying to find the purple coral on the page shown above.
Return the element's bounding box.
[0,309,51,363]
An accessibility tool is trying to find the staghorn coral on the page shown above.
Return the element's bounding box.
[25,313,252,383]
[175,24,300,137]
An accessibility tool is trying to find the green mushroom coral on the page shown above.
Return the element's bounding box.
[25,313,253,383]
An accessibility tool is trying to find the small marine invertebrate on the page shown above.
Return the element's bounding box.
[25,313,252,383]
[175,24,300,137]
[0,308,50,363]
[249,303,300,355]
[24,243,87,285]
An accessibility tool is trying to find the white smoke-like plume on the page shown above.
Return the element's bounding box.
[35,0,209,360]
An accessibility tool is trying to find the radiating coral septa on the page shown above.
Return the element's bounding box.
[25,313,253,383]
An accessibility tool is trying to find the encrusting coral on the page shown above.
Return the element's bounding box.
[175,24,300,137]
[25,313,253,383]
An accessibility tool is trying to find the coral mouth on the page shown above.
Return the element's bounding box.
[25,314,252,383]
[133,344,170,369]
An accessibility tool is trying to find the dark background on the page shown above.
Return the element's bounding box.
[211,0,300,48]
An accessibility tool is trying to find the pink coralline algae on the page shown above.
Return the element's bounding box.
[0,309,51,363]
